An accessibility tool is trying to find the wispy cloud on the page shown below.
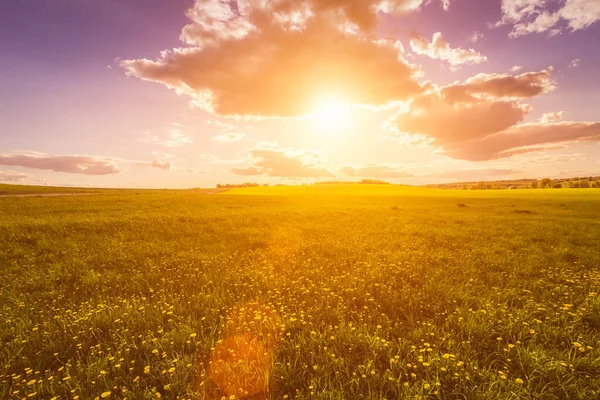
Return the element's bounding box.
[0,170,29,182]
[142,123,193,147]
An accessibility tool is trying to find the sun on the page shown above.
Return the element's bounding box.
[310,97,352,133]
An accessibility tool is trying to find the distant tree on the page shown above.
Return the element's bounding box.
[360,179,391,185]
[592,181,600,188]
[579,180,590,188]
[530,180,539,189]
[539,178,553,188]
[215,182,261,189]
[472,181,487,190]
[509,185,519,190]
[553,183,562,189]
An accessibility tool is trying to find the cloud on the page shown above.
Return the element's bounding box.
[213,132,246,143]
[230,146,334,178]
[0,153,122,175]
[384,67,600,161]
[444,122,600,161]
[511,65,523,72]
[568,58,580,68]
[469,31,483,43]
[340,164,413,179]
[387,69,554,145]
[0,170,29,182]
[541,111,563,123]
[440,69,555,104]
[410,32,487,68]
[122,0,426,117]
[150,159,173,170]
[142,124,193,147]
[497,0,600,37]
[389,92,530,145]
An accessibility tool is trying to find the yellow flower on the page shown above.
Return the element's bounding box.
[101,392,111,398]
[515,378,524,384]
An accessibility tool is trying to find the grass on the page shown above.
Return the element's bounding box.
[1,185,599,399]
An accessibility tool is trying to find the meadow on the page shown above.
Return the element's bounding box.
[1,185,599,399]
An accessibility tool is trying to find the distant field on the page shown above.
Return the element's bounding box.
[1,185,599,399]
[0,184,100,196]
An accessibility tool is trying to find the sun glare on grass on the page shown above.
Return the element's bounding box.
[310,97,352,134]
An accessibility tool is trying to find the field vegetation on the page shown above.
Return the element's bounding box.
[1,185,599,399]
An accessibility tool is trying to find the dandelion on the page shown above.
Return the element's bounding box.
[515,378,524,384]
[100,392,111,398]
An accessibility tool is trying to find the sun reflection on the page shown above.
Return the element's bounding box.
[207,302,283,399]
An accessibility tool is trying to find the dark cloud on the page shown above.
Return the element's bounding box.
[390,92,529,144]
[440,69,554,104]
[0,153,122,175]
[383,67,596,161]
[444,122,600,161]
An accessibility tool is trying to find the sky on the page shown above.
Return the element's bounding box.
[1,0,599,188]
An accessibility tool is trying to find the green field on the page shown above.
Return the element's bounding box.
[1,185,599,399]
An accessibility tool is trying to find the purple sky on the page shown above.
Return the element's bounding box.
[1,0,599,188]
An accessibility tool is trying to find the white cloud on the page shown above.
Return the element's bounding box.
[497,0,600,37]
[469,31,483,43]
[568,58,580,68]
[541,111,563,123]
[410,32,487,68]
